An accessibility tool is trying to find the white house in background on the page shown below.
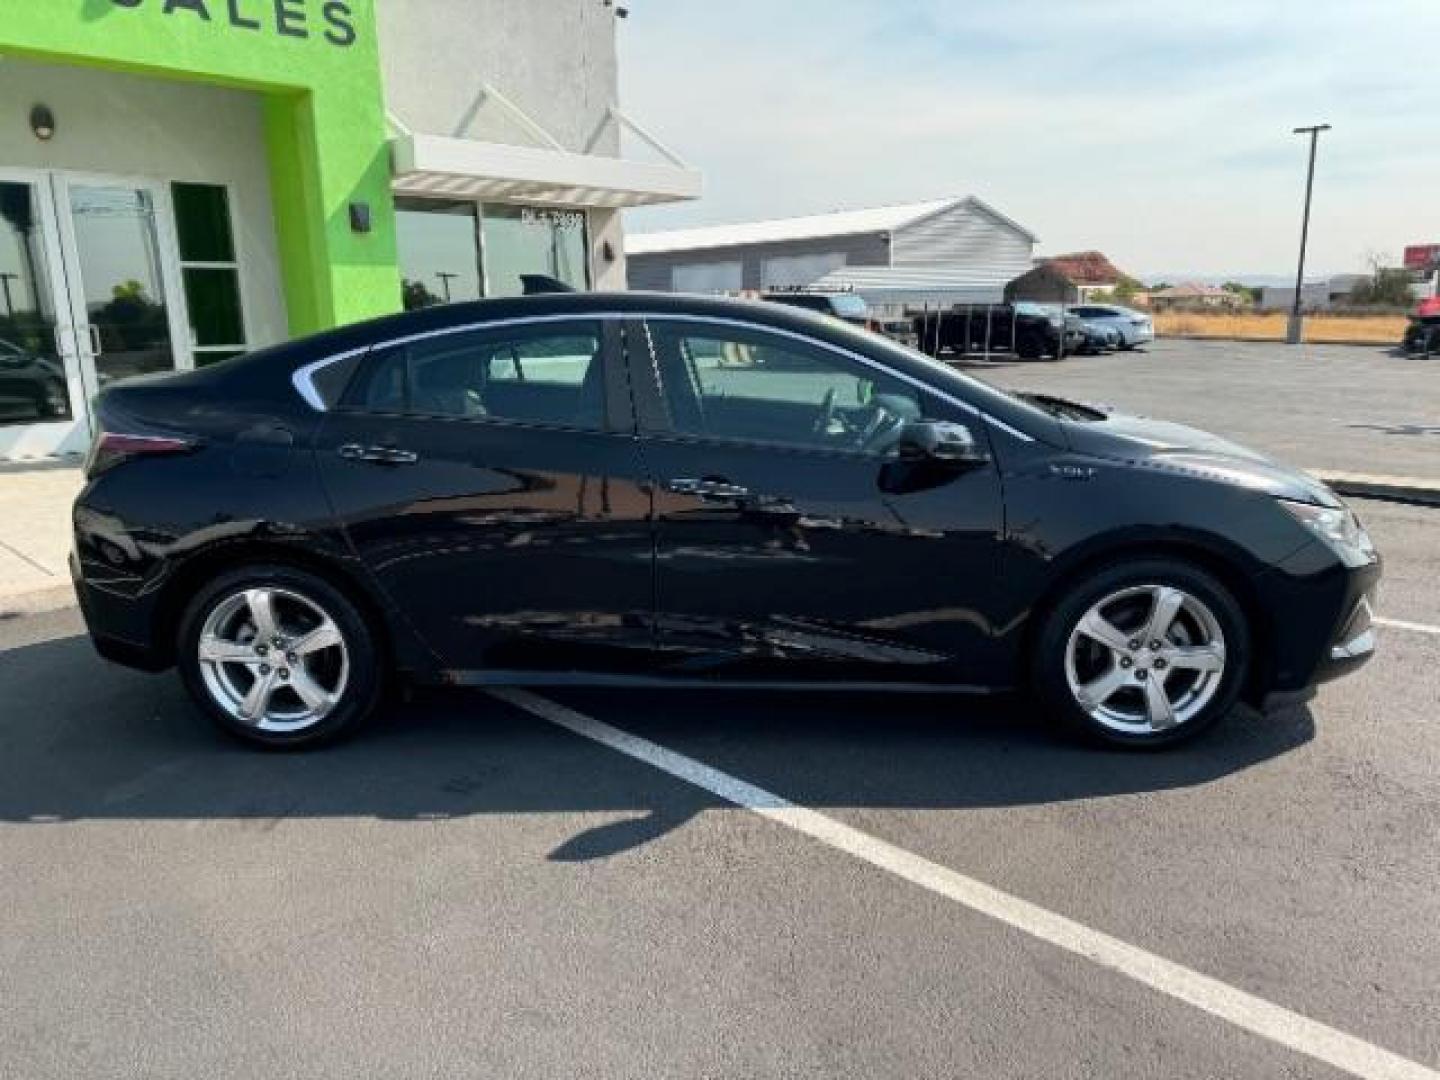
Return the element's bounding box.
[626,196,1038,316]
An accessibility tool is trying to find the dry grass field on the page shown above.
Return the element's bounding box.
[1153,311,1407,344]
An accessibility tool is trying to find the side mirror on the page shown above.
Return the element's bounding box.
[896,420,989,467]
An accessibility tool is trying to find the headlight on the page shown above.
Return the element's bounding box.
[1278,498,1376,567]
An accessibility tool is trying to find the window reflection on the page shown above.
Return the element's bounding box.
[395,198,482,311]
[0,181,70,424]
[481,204,589,298]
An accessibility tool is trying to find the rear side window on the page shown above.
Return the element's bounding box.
[308,352,364,408]
[342,321,607,430]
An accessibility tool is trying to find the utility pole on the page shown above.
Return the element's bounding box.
[1287,123,1330,344]
[0,272,18,319]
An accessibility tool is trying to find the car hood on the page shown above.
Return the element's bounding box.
[1059,404,1343,508]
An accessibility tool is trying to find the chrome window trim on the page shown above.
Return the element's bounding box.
[289,310,1036,443]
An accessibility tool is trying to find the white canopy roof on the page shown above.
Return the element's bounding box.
[391,132,703,209]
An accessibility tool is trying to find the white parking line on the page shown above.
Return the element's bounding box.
[493,688,1440,1080]
[1376,616,1440,637]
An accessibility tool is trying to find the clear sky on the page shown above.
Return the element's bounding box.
[617,0,1440,282]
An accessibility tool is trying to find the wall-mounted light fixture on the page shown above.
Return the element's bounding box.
[349,202,372,234]
[601,240,616,264]
[30,104,56,142]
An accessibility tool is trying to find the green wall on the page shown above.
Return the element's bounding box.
[0,0,400,336]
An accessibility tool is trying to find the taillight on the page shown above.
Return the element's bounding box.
[85,431,195,478]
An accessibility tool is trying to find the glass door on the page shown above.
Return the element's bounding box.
[0,173,83,456]
[51,174,189,409]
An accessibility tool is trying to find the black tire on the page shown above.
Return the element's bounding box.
[1016,333,1043,360]
[1030,558,1250,749]
[177,563,384,749]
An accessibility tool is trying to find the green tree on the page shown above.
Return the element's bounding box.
[1348,267,1414,307]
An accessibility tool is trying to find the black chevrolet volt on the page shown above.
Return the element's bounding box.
[72,292,1380,749]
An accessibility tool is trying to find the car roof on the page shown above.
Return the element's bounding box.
[263,291,858,366]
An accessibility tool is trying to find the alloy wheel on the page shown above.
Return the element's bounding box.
[1063,584,1227,735]
[197,587,349,733]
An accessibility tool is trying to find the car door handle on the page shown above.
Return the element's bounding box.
[664,477,749,500]
[337,443,419,466]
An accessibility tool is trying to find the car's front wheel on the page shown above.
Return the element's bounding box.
[1032,559,1250,748]
[177,564,384,748]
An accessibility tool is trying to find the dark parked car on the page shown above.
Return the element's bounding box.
[913,302,1086,359]
[760,289,918,348]
[0,337,71,422]
[1401,314,1440,355]
[760,288,871,327]
[73,292,1379,751]
[1074,319,1121,355]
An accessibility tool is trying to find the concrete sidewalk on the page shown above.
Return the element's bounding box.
[0,465,85,611]
[1,455,1436,616]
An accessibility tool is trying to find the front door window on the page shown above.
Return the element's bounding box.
[0,180,73,428]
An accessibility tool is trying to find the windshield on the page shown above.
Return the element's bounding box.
[824,320,1060,432]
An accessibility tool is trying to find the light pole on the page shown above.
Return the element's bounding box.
[435,272,458,303]
[1287,123,1330,344]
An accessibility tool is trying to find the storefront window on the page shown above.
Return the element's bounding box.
[0,181,72,425]
[481,204,589,298]
[172,183,247,367]
[395,198,482,310]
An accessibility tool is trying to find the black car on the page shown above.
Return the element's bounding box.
[72,292,1379,750]
[760,289,919,348]
[913,302,1086,359]
[1401,314,1439,355]
[760,288,870,327]
[0,337,71,422]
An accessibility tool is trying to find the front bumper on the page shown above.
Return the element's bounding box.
[1253,543,1381,709]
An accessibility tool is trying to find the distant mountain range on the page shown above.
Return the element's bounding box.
[1136,272,1350,288]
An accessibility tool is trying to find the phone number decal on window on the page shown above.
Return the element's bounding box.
[520,208,586,230]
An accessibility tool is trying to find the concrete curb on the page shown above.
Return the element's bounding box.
[0,582,79,618]
[1312,470,1440,507]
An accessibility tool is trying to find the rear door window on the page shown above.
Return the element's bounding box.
[342,321,609,430]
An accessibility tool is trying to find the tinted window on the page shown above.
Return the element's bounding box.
[346,322,606,430]
[310,352,364,408]
[644,321,934,454]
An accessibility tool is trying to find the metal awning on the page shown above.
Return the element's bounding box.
[388,95,702,209]
[390,133,702,207]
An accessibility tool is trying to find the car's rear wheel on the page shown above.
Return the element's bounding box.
[1032,559,1249,748]
[177,564,384,749]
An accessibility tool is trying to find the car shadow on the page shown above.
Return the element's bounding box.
[0,633,1315,861]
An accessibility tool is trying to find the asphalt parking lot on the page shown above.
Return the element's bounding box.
[970,337,1439,480]
[2,492,1437,1079]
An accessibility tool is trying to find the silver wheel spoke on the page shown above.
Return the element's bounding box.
[292,618,342,657]
[1165,644,1225,673]
[1143,586,1185,644]
[198,585,351,733]
[244,588,280,642]
[198,636,257,664]
[1075,664,1131,712]
[239,668,280,722]
[1142,674,1177,730]
[1065,582,1227,738]
[289,668,336,713]
[1077,610,1131,654]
